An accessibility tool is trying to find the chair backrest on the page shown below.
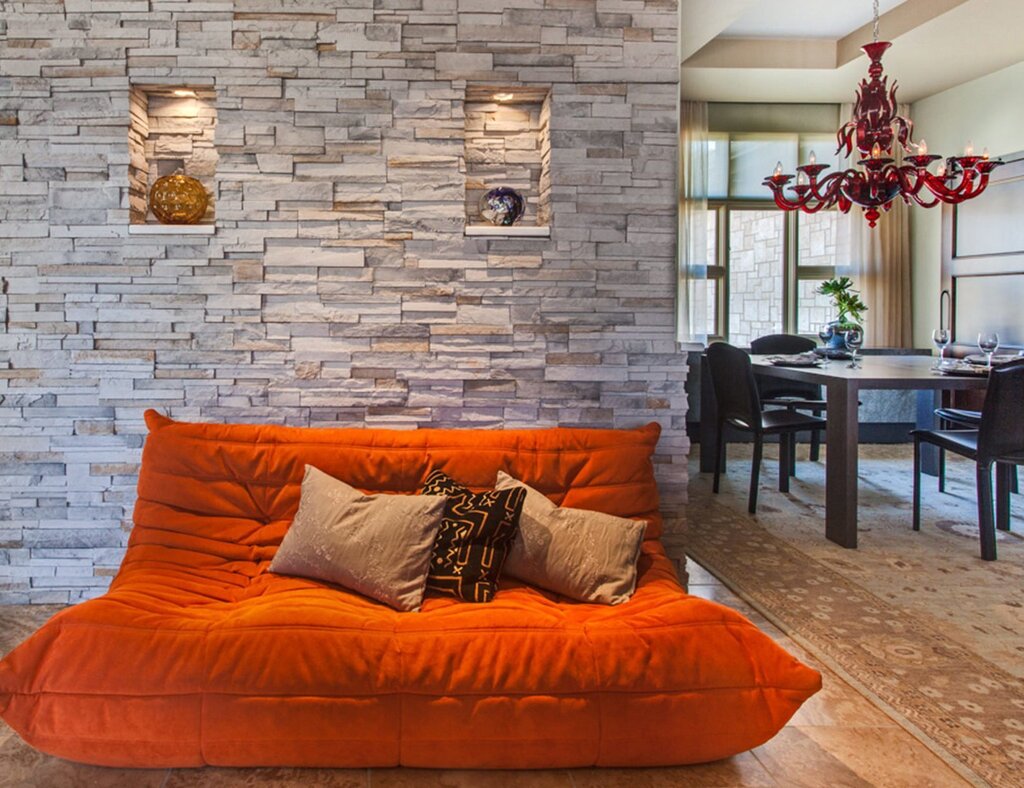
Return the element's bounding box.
[749,333,816,355]
[978,359,1024,462]
[706,341,762,431]
[748,334,821,401]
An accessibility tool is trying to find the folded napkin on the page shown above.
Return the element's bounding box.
[766,353,820,367]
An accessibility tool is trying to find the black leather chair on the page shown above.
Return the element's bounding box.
[935,408,1018,494]
[706,341,827,514]
[913,359,1024,560]
[749,334,826,464]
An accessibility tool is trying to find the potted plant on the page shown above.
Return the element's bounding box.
[817,276,867,349]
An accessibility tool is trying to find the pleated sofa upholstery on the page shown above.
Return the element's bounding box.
[0,410,821,768]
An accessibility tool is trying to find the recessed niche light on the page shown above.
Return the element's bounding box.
[173,89,197,98]
[493,92,514,102]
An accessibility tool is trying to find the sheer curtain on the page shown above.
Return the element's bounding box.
[677,100,710,345]
[837,102,913,348]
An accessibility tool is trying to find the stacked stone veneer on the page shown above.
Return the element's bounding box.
[0,0,682,603]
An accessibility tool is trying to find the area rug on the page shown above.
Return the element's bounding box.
[685,444,1024,788]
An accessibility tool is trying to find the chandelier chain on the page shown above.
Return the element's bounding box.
[872,0,880,43]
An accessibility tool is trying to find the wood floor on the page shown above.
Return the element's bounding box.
[0,568,971,787]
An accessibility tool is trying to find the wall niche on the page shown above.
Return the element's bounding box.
[464,85,551,237]
[128,84,217,232]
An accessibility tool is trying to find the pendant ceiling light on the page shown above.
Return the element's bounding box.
[763,0,1003,227]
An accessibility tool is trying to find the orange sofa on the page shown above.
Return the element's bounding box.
[0,411,821,768]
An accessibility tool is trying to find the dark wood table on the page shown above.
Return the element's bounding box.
[748,355,989,549]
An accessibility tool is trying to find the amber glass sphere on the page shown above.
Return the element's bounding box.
[149,173,209,224]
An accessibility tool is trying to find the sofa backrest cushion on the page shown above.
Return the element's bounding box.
[132,411,663,562]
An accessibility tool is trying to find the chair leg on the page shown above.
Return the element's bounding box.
[938,448,946,493]
[748,436,763,515]
[996,463,1012,532]
[810,429,821,463]
[713,420,725,495]
[912,436,922,531]
[1012,467,1019,495]
[977,461,997,561]
[779,434,791,494]
[789,433,797,477]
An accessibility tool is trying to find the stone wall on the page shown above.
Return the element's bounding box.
[796,210,838,334]
[0,0,683,603]
[727,209,784,347]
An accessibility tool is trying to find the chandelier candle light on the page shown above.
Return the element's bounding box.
[763,0,1003,227]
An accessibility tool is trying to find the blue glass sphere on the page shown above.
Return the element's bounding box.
[479,187,525,226]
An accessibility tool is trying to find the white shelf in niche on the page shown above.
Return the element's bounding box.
[128,224,216,235]
[465,225,550,238]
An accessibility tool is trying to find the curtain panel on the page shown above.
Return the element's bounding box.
[677,100,710,345]
[838,103,914,348]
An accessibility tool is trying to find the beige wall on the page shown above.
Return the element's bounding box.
[910,61,1024,346]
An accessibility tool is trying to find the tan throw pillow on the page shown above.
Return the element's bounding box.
[494,471,647,605]
[269,465,446,612]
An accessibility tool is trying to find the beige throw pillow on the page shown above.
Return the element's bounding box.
[270,465,446,612]
[494,471,646,605]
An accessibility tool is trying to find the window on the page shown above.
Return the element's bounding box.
[704,133,841,345]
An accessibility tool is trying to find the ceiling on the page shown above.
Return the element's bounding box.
[681,0,1024,102]
[722,0,907,39]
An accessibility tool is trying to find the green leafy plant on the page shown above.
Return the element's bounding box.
[817,276,868,328]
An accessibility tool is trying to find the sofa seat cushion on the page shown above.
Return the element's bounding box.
[0,540,820,769]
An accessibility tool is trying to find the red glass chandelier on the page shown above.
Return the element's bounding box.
[763,1,1003,228]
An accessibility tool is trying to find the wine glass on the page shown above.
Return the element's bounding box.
[931,328,950,368]
[844,328,864,369]
[817,324,833,365]
[978,332,999,368]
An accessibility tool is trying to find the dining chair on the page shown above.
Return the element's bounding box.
[706,341,827,514]
[934,406,1018,494]
[913,359,1024,560]
[749,333,826,465]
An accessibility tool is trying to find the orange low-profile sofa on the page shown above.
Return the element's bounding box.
[0,411,821,768]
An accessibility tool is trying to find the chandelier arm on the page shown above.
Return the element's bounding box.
[895,166,932,200]
[806,171,848,203]
[769,189,831,213]
[766,186,808,212]
[765,179,842,214]
[913,194,941,209]
[901,188,941,209]
[919,170,990,204]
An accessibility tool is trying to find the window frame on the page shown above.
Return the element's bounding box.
[705,200,837,343]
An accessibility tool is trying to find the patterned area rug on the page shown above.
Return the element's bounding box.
[685,444,1024,788]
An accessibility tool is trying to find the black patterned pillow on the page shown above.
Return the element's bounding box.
[420,469,526,603]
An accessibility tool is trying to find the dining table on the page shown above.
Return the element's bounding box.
[738,354,989,549]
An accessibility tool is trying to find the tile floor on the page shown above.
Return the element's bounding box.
[0,565,971,787]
